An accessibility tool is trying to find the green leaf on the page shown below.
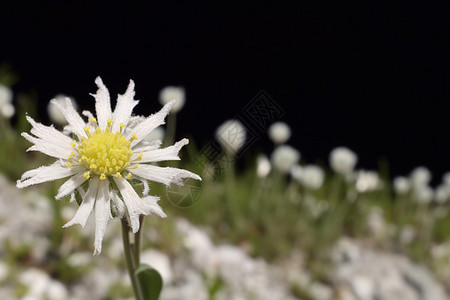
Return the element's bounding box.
[134,263,163,300]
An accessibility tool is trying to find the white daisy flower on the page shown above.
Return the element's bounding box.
[16,77,201,255]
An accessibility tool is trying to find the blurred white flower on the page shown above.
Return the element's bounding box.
[215,119,247,154]
[290,164,303,182]
[256,154,271,178]
[399,226,415,245]
[409,166,431,190]
[443,172,450,186]
[393,176,410,195]
[434,184,450,204]
[0,261,8,281]
[367,207,385,236]
[293,165,324,190]
[144,126,165,143]
[0,84,12,107]
[48,95,78,125]
[414,185,434,204]
[0,103,14,118]
[17,77,201,254]
[159,86,185,113]
[329,147,357,175]
[0,84,14,118]
[355,170,381,193]
[140,249,173,284]
[268,121,291,145]
[271,145,300,174]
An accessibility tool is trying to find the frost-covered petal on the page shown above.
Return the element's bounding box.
[114,177,144,232]
[132,138,188,163]
[128,164,201,187]
[22,132,72,159]
[111,190,126,217]
[114,177,166,233]
[63,177,100,228]
[26,116,74,147]
[112,80,139,133]
[16,162,84,189]
[51,97,87,139]
[91,76,112,131]
[141,196,167,218]
[56,172,88,200]
[93,180,111,255]
[127,100,176,147]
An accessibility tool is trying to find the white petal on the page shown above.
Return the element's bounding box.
[111,190,126,217]
[16,162,84,189]
[112,80,139,133]
[56,172,88,200]
[82,110,95,120]
[51,97,87,139]
[128,164,201,186]
[138,178,149,196]
[93,180,111,255]
[26,116,74,146]
[126,100,176,147]
[63,177,100,228]
[132,138,188,163]
[22,132,72,159]
[142,196,167,218]
[113,177,143,233]
[91,77,112,130]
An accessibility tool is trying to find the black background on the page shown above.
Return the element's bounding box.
[1,2,450,184]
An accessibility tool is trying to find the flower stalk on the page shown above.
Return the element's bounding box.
[122,217,144,300]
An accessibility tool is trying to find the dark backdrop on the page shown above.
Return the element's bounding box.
[1,2,449,184]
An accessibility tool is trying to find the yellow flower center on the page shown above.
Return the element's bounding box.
[78,126,132,179]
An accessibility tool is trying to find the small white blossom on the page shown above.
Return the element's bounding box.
[215,119,247,154]
[290,164,303,182]
[268,121,291,145]
[296,165,324,190]
[271,145,300,174]
[414,185,434,204]
[355,170,381,193]
[0,84,14,118]
[256,154,271,178]
[47,94,77,125]
[329,147,358,175]
[409,166,431,190]
[393,176,410,195]
[443,172,450,186]
[435,184,450,204]
[159,86,185,113]
[17,77,201,254]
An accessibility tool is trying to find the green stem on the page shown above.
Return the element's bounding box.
[121,218,144,300]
